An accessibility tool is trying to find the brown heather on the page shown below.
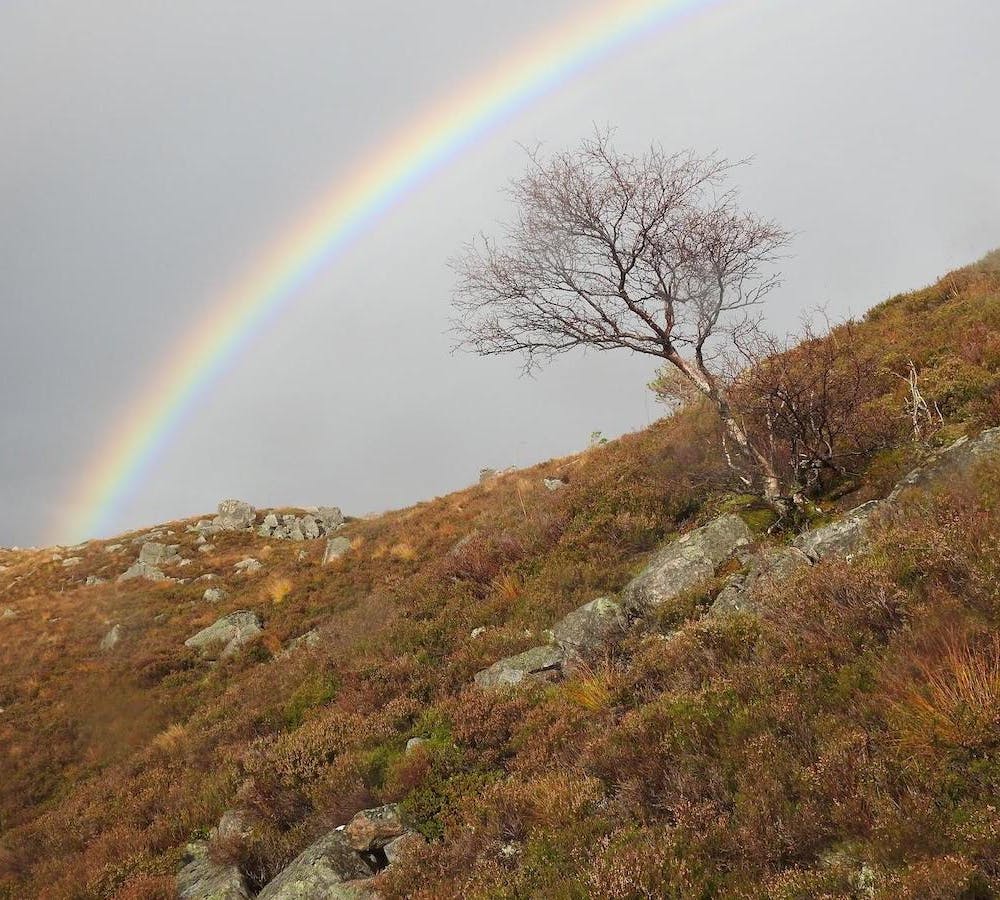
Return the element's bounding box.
[0,253,998,897]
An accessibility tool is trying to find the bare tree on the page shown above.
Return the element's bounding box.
[452,132,793,511]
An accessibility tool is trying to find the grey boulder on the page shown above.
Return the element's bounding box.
[184,611,262,659]
[709,546,811,617]
[118,560,171,583]
[139,541,180,566]
[177,841,249,900]
[550,597,626,659]
[794,501,880,562]
[323,536,352,564]
[624,514,751,611]
[474,644,564,690]
[214,500,257,531]
[256,829,374,899]
[890,426,1000,500]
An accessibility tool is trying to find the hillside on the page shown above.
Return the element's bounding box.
[1,252,999,899]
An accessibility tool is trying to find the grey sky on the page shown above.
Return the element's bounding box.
[2,0,998,547]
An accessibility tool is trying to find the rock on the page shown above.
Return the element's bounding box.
[191,519,222,537]
[317,507,345,531]
[2,608,17,620]
[256,829,373,899]
[474,644,564,690]
[262,513,279,530]
[543,477,566,491]
[139,542,180,566]
[383,831,425,866]
[203,587,228,604]
[344,804,406,852]
[118,560,170,582]
[184,611,263,659]
[61,556,82,567]
[288,525,305,542]
[709,546,811,618]
[177,840,249,900]
[470,626,487,639]
[214,500,257,532]
[405,737,427,755]
[550,597,626,659]
[106,543,123,553]
[300,515,321,540]
[215,808,254,844]
[323,536,352,564]
[196,574,217,582]
[889,426,1000,500]
[794,501,880,562]
[233,558,263,575]
[99,624,121,651]
[623,514,751,611]
[283,629,320,654]
[479,468,497,483]
[85,575,105,586]
[198,544,215,554]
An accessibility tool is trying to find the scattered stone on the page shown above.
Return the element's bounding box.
[214,500,257,532]
[793,501,880,562]
[184,611,263,659]
[709,546,811,618]
[233,558,263,575]
[323,536,352,564]
[317,507,345,531]
[177,840,249,900]
[2,607,17,620]
[198,544,215,554]
[99,624,122,652]
[623,514,751,611]
[470,626,487,639]
[85,575,106,586]
[256,829,373,900]
[474,644,564,690]
[139,542,181,566]
[405,737,427,755]
[61,557,82,567]
[344,804,406,852]
[203,587,228,604]
[282,629,320,654]
[550,596,626,659]
[543,477,566,491]
[118,560,170,583]
[196,574,217,582]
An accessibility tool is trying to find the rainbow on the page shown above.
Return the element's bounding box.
[56,0,729,544]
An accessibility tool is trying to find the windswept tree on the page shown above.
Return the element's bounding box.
[452,133,794,511]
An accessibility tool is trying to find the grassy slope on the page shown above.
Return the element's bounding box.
[0,253,998,898]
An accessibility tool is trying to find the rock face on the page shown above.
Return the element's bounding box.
[139,541,180,566]
[214,500,257,532]
[323,536,352,564]
[256,829,373,900]
[624,514,751,611]
[474,644,564,690]
[550,597,626,659]
[99,624,121,651]
[344,804,406,852]
[709,546,811,617]
[184,611,262,659]
[793,501,880,562]
[177,841,249,900]
[889,426,1000,500]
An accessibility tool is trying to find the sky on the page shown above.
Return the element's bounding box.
[2,0,999,548]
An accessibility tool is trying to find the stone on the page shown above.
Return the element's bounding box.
[543,477,566,491]
[470,626,487,639]
[794,501,880,562]
[85,575,105,586]
[203,587,228,604]
[283,629,320,654]
[262,513,279,531]
[889,426,1000,499]
[344,804,406,852]
[139,542,181,566]
[550,597,626,659]
[106,543,123,553]
[184,611,263,659]
[288,525,305,542]
[256,829,373,900]
[709,546,811,618]
[198,544,215,554]
[405,737,427,755]
[215,808,254,844]
[323,536,352,564]
[214,499,257,531]
[300,515,320,540]
[61,556,82,567]
[2,607,17,620]
[383,832,425,866]
[177,840,249,900]
[233,558,263,575]
[474,644,565,690]
[118,560,170,582]
[99,624,121,651]
[623,514,752,611]
[317,507,345,531]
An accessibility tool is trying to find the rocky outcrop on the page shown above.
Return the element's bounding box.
[474,644,564,689]
[793,500,880,562]
[177,841,249,900]
[139,541,181,566]
[184,611,262,659]
[323,536,352,564]
[709,546,811,617]
[623,514,752,611]
[550,597,626,659]
[889,426,1000,500]
[344,804,406,852]
[214,500,257,532]
[256,829,374,900]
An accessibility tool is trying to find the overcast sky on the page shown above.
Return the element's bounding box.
[2,0,998,547]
